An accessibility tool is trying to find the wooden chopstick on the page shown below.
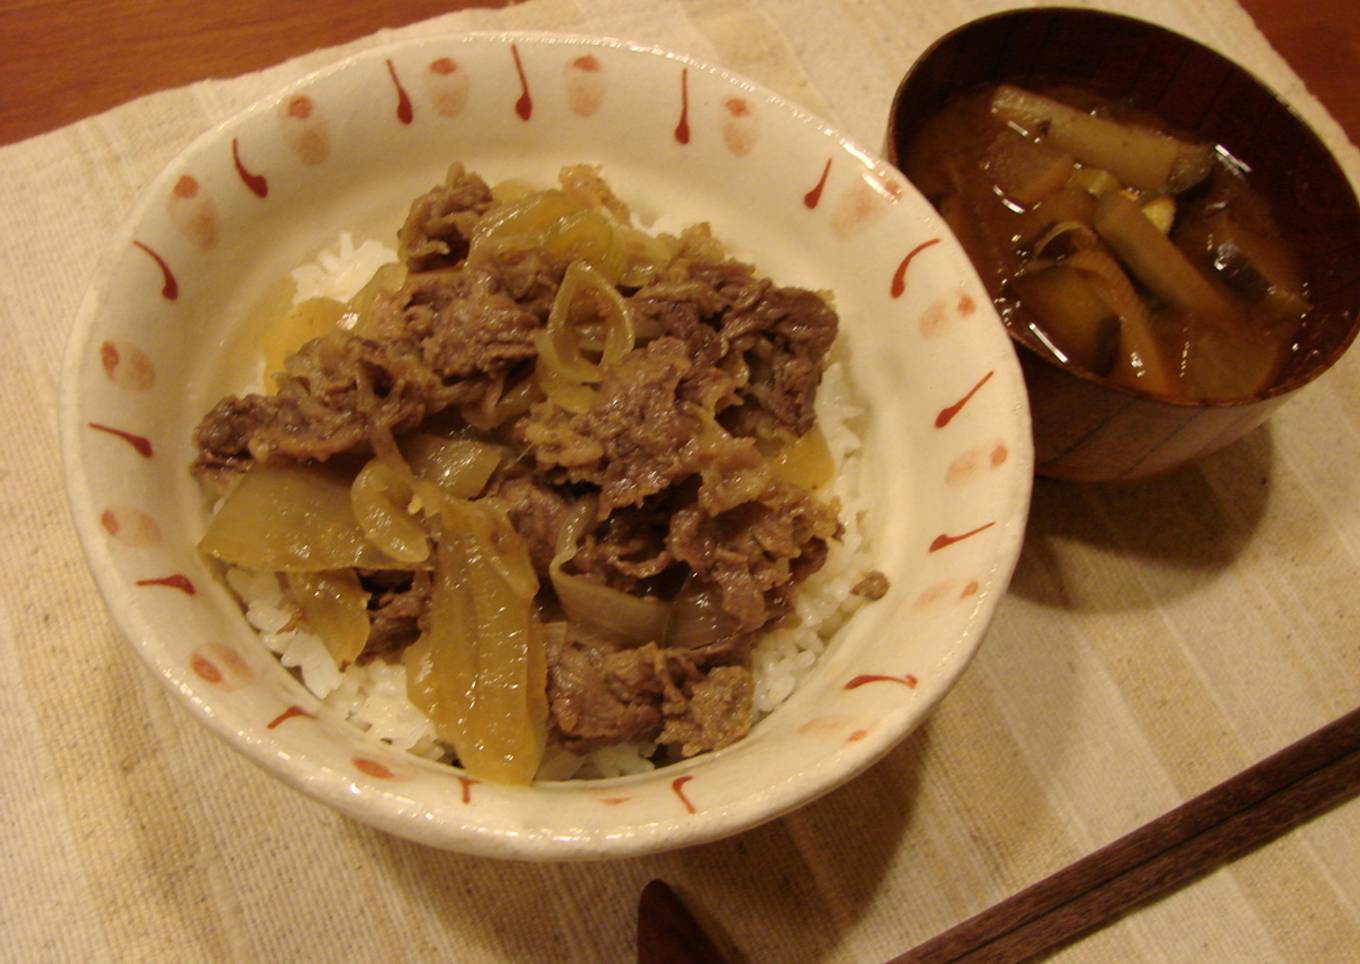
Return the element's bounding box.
[894,706,1360,963]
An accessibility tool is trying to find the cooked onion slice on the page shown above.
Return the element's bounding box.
[285,569,370,669]
[549,498,671,645]
[351,458,430,563]
[261,298,345,387]
[400,434,504,498]
[406,500,546,785]
[200,462,415,572]
[771,427,835,491]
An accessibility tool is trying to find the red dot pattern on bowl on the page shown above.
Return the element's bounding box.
[190,643,254,691]
[565,55,605,117]
[100,505,162,548]
[353,756,397,779]
[166,175,219,250]
[279,96,329,165]
[100,340,156,391]
[427,59,469,118]
[88,46,1018,823]
[721,97,758,156]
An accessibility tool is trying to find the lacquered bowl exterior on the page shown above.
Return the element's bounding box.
[886,7,1360,481]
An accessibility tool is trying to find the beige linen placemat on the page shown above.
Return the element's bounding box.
[2,0,1357,960]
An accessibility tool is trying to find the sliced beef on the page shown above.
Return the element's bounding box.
[361,570,431,658]
[667,485,838,632]
[194,269,544,480]
[486,474,574,579]
[571,500,675,588]
[547,635,663,752]
[192,333,440,479]
[516,337,701,515]
[378,267,541,391]
[519,334,835,629]
[627,257,837,439]
[546,632,753,756]
[720,283,838,438]
[658,665,753,757]
[397,163,495,272]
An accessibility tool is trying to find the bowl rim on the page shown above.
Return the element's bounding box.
[60,29,1034,858]
[884,5,1360,411]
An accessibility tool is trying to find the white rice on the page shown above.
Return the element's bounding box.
[226,232,879,779]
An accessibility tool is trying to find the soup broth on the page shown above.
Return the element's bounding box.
[903,83,1310,401]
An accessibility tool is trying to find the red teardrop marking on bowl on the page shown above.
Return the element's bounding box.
[99,506,162,548]
[510,44,532,121]
[166,175,219,250]
[991,443,1009,467]
[267,704,315,729]
[231,137,268,198]
[99,340,155,390]
[674,68,690,144]
[385,59,413,125]
[720,96,757,156]
[456,775,478,804]
[960,579,980,598]
[958,292,976,316]
[890,238,941,298]
[929,522,996,553]
[564,54,605,117]
[803,158,832,209]
[190,643,253,690]
[935,370,995,428]
[280,95,329,165]
[136,573,196,594]
[599,796,631,806]
[671,775,696,814]
[427,57,469,118]
[847,729,869,743]
[353,757,395,779]
[87,422,153,458]
[844,673,918,690]
[130,241,178,300]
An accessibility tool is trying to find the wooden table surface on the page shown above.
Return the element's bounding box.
[0,0,1357,148]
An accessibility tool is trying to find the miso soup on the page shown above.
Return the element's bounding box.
[903,83,1310,401]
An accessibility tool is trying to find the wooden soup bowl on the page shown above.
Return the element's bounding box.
[886,7,1360,480]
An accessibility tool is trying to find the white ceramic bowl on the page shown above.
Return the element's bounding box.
[61,32,1032,859]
